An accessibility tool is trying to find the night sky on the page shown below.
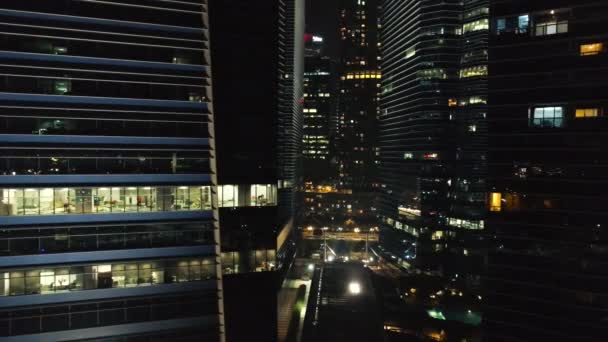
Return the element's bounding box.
[306,0,340,59]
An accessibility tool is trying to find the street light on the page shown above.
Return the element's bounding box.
[348,281,361,295]
[307,263,314,271]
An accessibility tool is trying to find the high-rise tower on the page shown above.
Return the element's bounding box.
[335,0,380,193]
[486,1,608,340]
[208,0,304,340]
[0,1,224,340]
[379,0,488,282]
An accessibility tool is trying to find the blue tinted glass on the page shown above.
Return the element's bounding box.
[518,15,529,31]
[497,18,506,33]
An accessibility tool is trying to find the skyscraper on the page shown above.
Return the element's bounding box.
[208,0,304,340]
[379,0,488,283]
[303,34,333,181]
[0,1,224,341]
[335,0,380,194]
[486,1,608,340]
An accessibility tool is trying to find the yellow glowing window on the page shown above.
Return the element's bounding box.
[490,192,502,212]
[580,43,603,56]
[575,108,600,118]
[448,98,458,107]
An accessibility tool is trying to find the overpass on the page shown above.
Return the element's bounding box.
[302,230,379,242]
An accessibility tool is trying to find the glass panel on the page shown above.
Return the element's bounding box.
[22,189,38,215]
[138,187,155,212]
[39,188,54,215]
[222,252,235,274]
[69,267,84,291]
[112,264,125,288]
[221,185,236,207]
[96,187,112,213]
[124,187,138,212]
[189,186,202,210]
[54,188,69,214]
[54,269,70,292]
[175,186,189,210]
[40,270,55,293]
[10,272,25,295]
[139,263,152,285]
[111,187,125,212]
[125,264,138,287]
[25,270,40,295]
[189,260,201,281]
[176,261,189,282]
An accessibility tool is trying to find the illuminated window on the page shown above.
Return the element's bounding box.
[580,43,603,56]
[459,65,487,78]
[404,152,414,160]
[462,18,489,34]
[490,192,502,212]
[575,108,600,118]
[531,106,564,128]
[448,98,458,107]
[418,68,447,80]
[431,231,444,241]
[535,20,568,36]
[495,14,529,35]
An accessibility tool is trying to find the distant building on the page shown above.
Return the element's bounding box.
[303,35,334,182]
[485,1,608,340]
[208,0,304,340]
[0,1,224,340]
[335,0,381,193]
[379,0,488,288]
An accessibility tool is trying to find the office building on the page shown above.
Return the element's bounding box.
[0,1,224,341]
[335,0,380,194]
[379,0,488,285]
[486,1,608,340]
[303,34,334,182]
[208,0,304,340]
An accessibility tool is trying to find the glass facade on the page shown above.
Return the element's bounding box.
[488,2,607,340]
[0,293,219,338]
[217,184,277,207]
[0,149,210,175]
[221,249,277,274]
[0,186,212,216]
[0,222,213,256]
[0,0,222,339]
[0,258,216,297]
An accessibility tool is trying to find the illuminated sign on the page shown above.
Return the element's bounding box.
[312,36,323,42]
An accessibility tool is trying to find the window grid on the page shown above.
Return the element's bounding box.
[532,107,564,128]
[1,258,217,297]
[575,108,600,118]
[0,186,212,216]
[535,20,568,36]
